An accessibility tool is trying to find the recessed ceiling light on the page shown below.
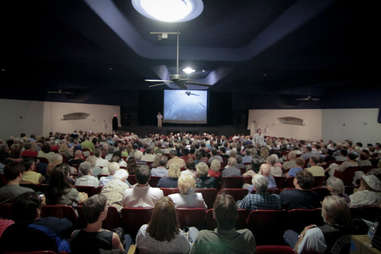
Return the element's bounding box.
[132,0,204,23]
[183,67,195,74]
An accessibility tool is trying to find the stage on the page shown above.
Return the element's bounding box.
[119,125,250,137]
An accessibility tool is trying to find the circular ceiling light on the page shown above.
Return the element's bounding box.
[183,66,195,74]
[132,0,204,23]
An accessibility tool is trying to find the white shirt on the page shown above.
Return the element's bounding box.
[75,175,99,187]
[168,192,207,208]
[136,224,190,254]
[123,184,164,208]
[151,167,168,177]
[270,166,283,177]
[349,190,381,207]
[297,227,327,254]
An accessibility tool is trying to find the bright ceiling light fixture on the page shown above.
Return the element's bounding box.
[183,66,195,74]
[132,0,204,23]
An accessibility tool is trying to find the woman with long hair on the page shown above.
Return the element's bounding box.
[136,197,191,254]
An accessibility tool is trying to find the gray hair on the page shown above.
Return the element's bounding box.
[108,162,120,175]
[326,177,345,195]
[252,174,268,193]
[79,161,92,176]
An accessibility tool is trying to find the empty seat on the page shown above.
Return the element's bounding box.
[195,188,217,208]
[221,177,243,188]
[121,207,153,237]
[256,245,295,254]
[176,208,206,229]
[247,209,285,245]
[219,188,248,201]
[160,188,179,196]
[286,208,323,233]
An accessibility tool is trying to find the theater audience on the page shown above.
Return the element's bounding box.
[208,159,222,178]
[222,157,241,177]
[306,156,325,177]
[100,162,121,186]
[1,192,72,253]
[46,165,88,206]
[157,163,180,188]
[100,166,130,211]
[280,170,320,209]
[195,162,218,188]
[349,174,381,207]
[136,197,191,254]
[286,158,305,178]
[326,176,350,203]
[358,152,372,167]
[239,174,281,210]
[123,165,163,208]
[0,162,34,203]
[337,152,358,172]
[167,150,186,170]
[168,174,207,208]
[267,154,283,177]
[71,194,130,253]
[75,161,99,187]
[21,159,44,184]
[283,151,298,171]
[150,156,168,177]
[94,149,109,175]
[190,193,256,254]
[284,195,352,254]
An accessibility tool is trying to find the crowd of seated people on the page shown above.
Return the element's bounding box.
[0,131,381,253]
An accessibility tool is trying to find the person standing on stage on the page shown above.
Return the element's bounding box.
[112,114,118,132]
[157,112,163,128]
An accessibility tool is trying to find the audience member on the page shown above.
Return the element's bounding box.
[71,194,130,253]
[190,193,256,254]
[208,159,222,178]
[326,176,350,203]
[75,161,99,187]
[195,162,218,188]
[151,156,168,177]
[1,192,72,253]
[0,162,34,203]
[21,159,44,184]
[349,174,381,207]
[136,197,191,254]
[157,163,180,188]
[239,174,281,210]
[284,195,351,254]
[286,158,305,178]
[222,157,241,177]
[306,156,325,177]
[280,170,320,209]
[169,174,207,208]
[123,165,163,208]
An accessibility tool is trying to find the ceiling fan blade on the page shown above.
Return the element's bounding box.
[186,81,213,87]
[145,79,170,82]
[154,65,171,85]
[149,83,167,88]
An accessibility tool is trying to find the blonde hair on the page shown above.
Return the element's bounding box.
[108,162,120,175]
[168,164,181,178]
[178,174,196,194]
[196,162,209,176]
[227,157,237,167]
[210,159,221,172]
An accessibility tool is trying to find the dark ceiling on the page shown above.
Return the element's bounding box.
[1,0,380,103]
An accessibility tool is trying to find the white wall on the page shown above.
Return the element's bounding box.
[0,99,120,139]
[248,109,322,141]
[0,99,44,139]
[322,108,381,144]
[248,108,381,143]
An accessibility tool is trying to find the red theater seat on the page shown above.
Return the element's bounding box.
[221,176,244,188]
[121,207,153,237]
[219,188,248,201]
[176,208,206,229]
[195,188,217,208]
[256,245,295,254]
[41,204,78,224]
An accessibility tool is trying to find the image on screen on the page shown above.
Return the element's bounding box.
[164,90,208,124]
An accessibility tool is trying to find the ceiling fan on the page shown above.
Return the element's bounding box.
[296,95,320,102]
[145,32,212,90]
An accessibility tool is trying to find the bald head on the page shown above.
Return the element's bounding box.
[260,163,271,176]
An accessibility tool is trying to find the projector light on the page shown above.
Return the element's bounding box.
[183,67,195,74]
[132,0,204,23]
